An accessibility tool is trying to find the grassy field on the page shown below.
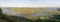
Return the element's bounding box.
[0,8,60,22]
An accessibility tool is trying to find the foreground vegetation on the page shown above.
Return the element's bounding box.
[0,8,60,22]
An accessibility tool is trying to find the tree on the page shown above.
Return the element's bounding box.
[52,14,60,22]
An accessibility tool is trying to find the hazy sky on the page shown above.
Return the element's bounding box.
[0,0,60,7]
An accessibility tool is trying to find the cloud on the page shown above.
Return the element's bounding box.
[0,0,60,7]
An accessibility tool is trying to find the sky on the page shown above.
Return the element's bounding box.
[0,0,60,7]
